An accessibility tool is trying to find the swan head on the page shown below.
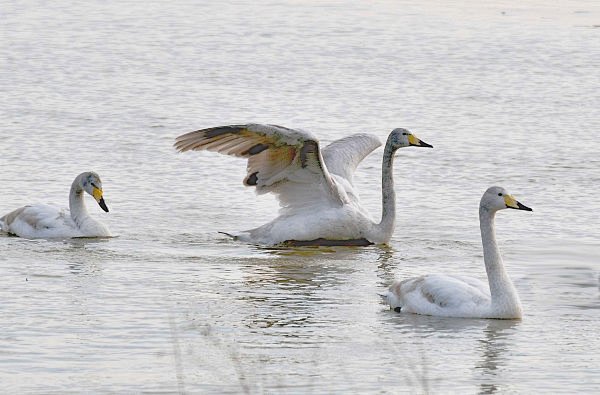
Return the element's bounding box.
[80,172,109,212]
[388,128,433,150]
[481,186,532,213]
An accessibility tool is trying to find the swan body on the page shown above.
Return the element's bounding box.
[380,186,532,319]
[0,172,111,239]
[175,124,432,246]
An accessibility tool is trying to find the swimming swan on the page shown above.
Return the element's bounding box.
[0,172,111,239]
[175,124,432,246]
[380,186,532,319]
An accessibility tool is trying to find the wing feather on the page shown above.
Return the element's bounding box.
[401,275,489,309]
[175,124,348,208]
[322,133,382,184]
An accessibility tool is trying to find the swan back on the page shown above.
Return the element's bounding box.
[0,204,79,238]
[384,275,492,317]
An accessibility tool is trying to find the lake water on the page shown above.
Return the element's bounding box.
[1,0,599,393]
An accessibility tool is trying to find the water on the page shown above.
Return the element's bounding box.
[1,0,599,393]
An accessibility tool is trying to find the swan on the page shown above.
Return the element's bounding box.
[175,124,432,246]
[380,186,532,319]
[0,171,111,239]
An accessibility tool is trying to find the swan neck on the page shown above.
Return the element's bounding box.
[69,176,89,224]
[479,207,521,312]
[375,142,397,242]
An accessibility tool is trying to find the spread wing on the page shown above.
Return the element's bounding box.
[174,124,349,210]
[322,133,381,184]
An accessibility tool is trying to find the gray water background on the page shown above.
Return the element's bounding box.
[1,0,599,393]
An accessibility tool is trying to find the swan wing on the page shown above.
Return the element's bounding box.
[418,275,489,307]
[322,133,382,184]
[175,124,349,209]
[1,204,72,236]
[393,274,490,314]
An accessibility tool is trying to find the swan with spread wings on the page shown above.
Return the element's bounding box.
[175,124,432,246]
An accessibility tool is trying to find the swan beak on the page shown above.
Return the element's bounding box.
[408,134,433,148]
[504,195,532,211]
[93,187,110,213]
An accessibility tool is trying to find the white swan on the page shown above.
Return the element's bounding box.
[0,172,111,239]
[175,124,432,246]
[380,186,532,319]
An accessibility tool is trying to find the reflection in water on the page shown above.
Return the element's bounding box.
[391,313,493,333]
[238,253,357,331]
[476,320,519,395]
[64,240,111,277]
[233,246,387,332]
[375,244,397,282]
[380,312,520,393]
[257,243,389,257]
[67,261,104,277]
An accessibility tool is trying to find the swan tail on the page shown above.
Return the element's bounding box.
[218,231,238,240]
[378,291,396,311]
[378,290,402,312]
[0,214,8,232]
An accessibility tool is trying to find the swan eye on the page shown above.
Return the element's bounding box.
[498,193,503,196]
[402,132,407,135]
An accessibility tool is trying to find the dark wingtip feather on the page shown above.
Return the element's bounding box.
[241,143,269,156]
[245,171,259,186]
[174,125,247,152]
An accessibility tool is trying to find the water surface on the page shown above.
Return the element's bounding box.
[1,0,599,393]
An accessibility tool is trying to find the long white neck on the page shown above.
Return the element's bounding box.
[69,176,89,226]
[479,207,522,317]
[371,141,397,243]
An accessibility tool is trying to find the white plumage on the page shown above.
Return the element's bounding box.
[175,124,432,246]
[380,186,532,319]
[0,172,111,239]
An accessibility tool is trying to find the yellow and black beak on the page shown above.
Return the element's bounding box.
[504,195,532,211]
[408,134,433,148]
[92,187,109,212]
